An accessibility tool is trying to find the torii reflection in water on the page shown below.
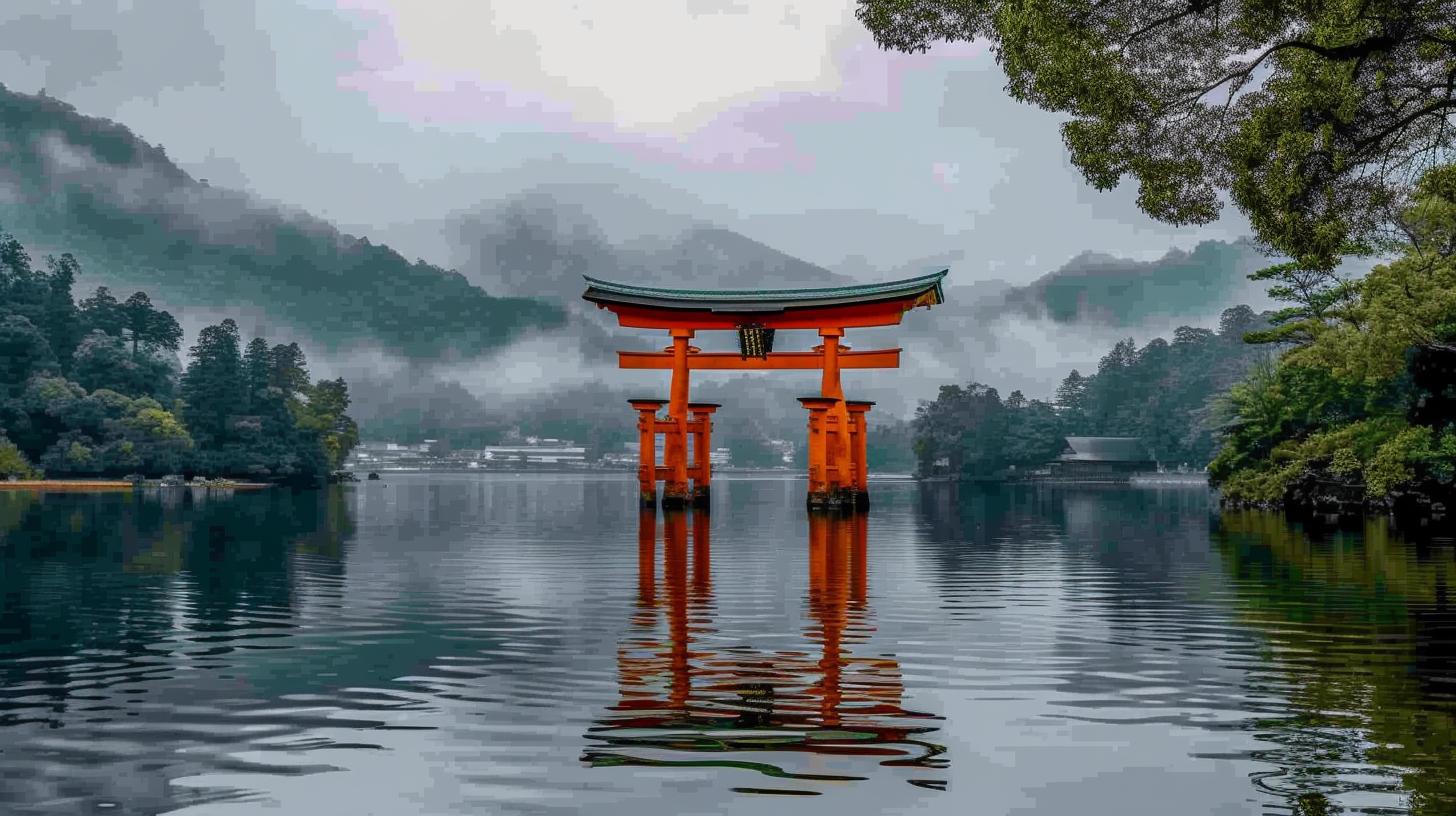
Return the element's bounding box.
[583,509,948,794]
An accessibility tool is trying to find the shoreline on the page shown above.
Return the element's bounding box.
[0,480,274,492]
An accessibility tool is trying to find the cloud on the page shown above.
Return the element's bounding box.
[0,1,224,99]
[931,161,961,188]
[332,1,981,169]
[335,0,858,132]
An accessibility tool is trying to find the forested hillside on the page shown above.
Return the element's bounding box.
[0,84,564,360]
[0,230,356,483]
[913,306,1273,478]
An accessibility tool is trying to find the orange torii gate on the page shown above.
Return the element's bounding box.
[582,270,947,511]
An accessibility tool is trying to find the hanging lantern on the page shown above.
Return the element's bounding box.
[736,324,775,359]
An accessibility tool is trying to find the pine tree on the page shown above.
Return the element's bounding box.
[41,254,81,369]
[1054,370,1089,434]
[120,292,182,357]
[242,337,273,413]
[79,287,125,337]
[269,342,310,398]
[180,319,244,446]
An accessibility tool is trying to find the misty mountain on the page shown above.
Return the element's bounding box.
[445,185,849,302]
[999,239,1272,326]
[0,83,564,360]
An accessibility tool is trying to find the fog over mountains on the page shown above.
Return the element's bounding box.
[0,82,1282,442]
[0,83,564,362]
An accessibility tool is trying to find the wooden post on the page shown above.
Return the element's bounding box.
[628,399,665,507]
[663,330,695,508]
[819,329,851,494]
[798,396,839,509]
[688,402,720,508]
[846,400,874,509]
[817,328,860,507]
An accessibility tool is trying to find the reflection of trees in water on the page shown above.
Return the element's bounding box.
[585,509,948,794]
[0,488,355,812]
[1216,511,1456,815]
[917,482,1217,581]
[0,488,353,710]
[915,482,1225,649]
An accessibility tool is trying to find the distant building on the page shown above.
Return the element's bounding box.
[1047,437,1156,481]
[478,444,586,465]
[767,439,795,465]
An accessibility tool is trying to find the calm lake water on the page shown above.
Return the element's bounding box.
[2,475,1455,815]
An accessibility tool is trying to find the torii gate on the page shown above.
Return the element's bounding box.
[582,270,947,511]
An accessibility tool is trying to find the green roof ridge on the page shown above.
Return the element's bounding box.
[582,269,947,303]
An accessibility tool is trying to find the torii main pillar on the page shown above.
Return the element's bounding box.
[582,270,947,513]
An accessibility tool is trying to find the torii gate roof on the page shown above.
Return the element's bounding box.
[582,269,947,329]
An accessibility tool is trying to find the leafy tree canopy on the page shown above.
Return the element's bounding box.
[1210,168,1456,510]
[858,0,1456,269]
[0,228,354,484]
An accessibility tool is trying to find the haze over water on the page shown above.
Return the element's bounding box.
[2,475,1454,815]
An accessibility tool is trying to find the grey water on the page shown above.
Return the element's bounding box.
[2,475,1455,815]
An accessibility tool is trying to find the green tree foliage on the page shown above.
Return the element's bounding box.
[296,378,361,471]
[78,286,124,336]
[913,383,1015,479]
[915,306,1272,477]
[179,319,244,447]
[0,315,55,388]
[857,0,1456,271]
[1053,370,1090,433]
[0,228,352,484]
[71,330,175,399]
[120,291,182,357]
[1210,167,1456,512]
[0,434,40,479]
[242,338,273,411]
[268,343,310,396]
[40,254,80,366]
[866,418,918,474]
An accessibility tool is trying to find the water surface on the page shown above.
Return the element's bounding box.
[2,475,1454,814]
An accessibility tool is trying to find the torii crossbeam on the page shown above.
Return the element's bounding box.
[583,270,947,511]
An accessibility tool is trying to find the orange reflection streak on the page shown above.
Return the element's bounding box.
[691,509,712,603]
[588,508,947,786]
[664,509,691,711]
[635,508,656,618]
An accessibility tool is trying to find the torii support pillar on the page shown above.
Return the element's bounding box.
[628,399,665,507]
[799,396,841,510]
[662,329,696,510]
[688,402,720,509]
[846,400,874,510]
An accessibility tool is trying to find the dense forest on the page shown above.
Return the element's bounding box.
[912,306,1272,479]
[0,229,357,484]
[1210,168,1456,515]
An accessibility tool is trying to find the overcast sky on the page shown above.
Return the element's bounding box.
[0,1,1250,282]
